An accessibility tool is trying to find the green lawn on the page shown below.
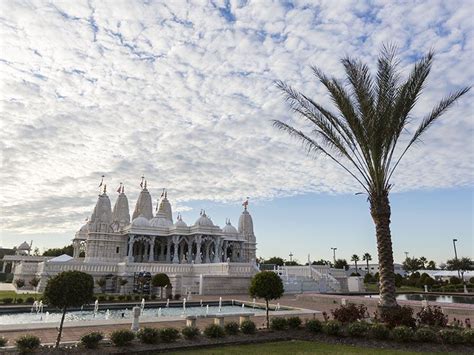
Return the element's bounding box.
[168,340,454,355]
[364,284,421,293]
[0,290,40,302]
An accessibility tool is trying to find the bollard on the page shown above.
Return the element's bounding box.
[214,315,225,327]
[239,315,250,325]
[131,306,141,332]
[186,316,197,327]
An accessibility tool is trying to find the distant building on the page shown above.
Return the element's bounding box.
[347,263,406,276]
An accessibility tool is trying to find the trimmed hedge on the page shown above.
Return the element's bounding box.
[240,320,256,335]
[370,323,390,340]
[16,335,41,352]
[224,322,240,335]
[159,327,180,343]
[391,326,414,342]
[347,321,370,337]
[439,328,464,345]
[182,326,200,339]
[306,319,322,333]
[137,327,160,344]
[0,337,7,347]
[270,317,288,331]
[414,327,437,342]
[80,332,103,349]
[287,316,302,329]
[110,329,135,346]
[204,324,225,338]
[322,320,341,336]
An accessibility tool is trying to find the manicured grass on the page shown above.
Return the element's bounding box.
[0,291,40,302]
[364,284,421,293]
[168,340,455,355]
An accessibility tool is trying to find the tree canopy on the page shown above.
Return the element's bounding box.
[334,259,348,270]
[249,271,284,328]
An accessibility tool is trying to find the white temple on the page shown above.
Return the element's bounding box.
[7,182,258,295]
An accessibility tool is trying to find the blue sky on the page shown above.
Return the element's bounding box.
[0,1,473,263]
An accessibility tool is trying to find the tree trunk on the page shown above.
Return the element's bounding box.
[370,191,397,309]
[355,261,358,273]
[56,306,67,348]
[265,299,269,329]
[366,260,370,274]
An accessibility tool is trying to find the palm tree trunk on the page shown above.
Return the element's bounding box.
[370,191,397,308]
[56,306,67,348]
[366,260,370,274]
[265,299,269,329]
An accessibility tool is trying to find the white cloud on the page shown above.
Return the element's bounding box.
[0,0,472,236]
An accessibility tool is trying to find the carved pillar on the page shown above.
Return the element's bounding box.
[166,240,171,263]
[127,235,135,262]
[187,236,193,264]
[148,236,155,262]
[213,237,220,263]
[195,235,202,264]
[172,236,180,264]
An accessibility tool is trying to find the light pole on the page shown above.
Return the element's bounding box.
[289,252,293,263]
[452,238,460,278]
[404,251,409,260]
[331,247,337,264]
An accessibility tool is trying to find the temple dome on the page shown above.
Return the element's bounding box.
[132,186,153,220]
[238,209,254,235]
[222,220,238,234]
[174,214,187,227]
[112,191,130,226]
[131,215,150,228]
[18,241,30,250]
[194,211,214,227]
[150,213,173,227]
[90,192,113,224]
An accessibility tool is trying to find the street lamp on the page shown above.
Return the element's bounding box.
[289,252,293,263]
[404,251,409,259]
[331,247,337,264]
[452,238,460,278]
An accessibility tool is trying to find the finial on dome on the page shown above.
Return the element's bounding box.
[98,175,105,194]
[144,180,147,189]
[242,197,249,211]
[116,182,122,194]
[103,184,107,194]
[165,190,167,198]
[140,176,145,189]
[156,199,159,212]
[122,185,125,194]
[161,188,165,198]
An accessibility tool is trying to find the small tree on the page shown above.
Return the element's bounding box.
[14,279,25,289]
[96,277,106,293]
[43,271,94,348]
[151,273,171,299]
[334,259,348,270]
[249,271,284,328]
[29,277,40,289]
[362,253,372,274]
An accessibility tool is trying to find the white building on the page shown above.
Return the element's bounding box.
[347,263,406,276]
[6,182,258,295]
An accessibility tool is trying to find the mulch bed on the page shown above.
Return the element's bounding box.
[4,329,471,354]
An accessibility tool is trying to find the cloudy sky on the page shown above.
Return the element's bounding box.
[1,0,472,263]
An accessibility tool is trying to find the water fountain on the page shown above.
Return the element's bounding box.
[200,299,203,307]
[218,297,222,312]
[241,303,245,309]
[105,309,110,320]
[276,303,280,310]
[182,298,187,315]
[93,300,99,317]
[158,307,162,317]
[252,298,256,309]
[38,300,44,314]
[31,300,38,313]
[45,311,49,321]
[206,304,209,316]
[140,298,145,312]
[166,298,170,308]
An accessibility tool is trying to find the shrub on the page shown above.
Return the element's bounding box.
[118,295,125,301]
[134,295,140,301]
[159,327,180,343]
[125,295,132,301]
[98,295,106,302]
[347,321,370,337]
[137,327,159,344]
[224,321,240,335]
[449,276,461,285]
[416,306,448,327]
[306,319,322,333]
[0,337,7,347]
[287,316,302,329]
[415,327,437,342]
[16,298,24,304]
[174,294,181,300]
[143,295,149,301]
[80,332,103,349]
[331,303,367,324]
[379,305,415,328]
[322,320,341,336]
[364,273,374,283]
[204,324,225,338]
[108,295,115,302]
[2,297,13,304]
[182,326,200,339]
[370,323,390,340]
[391,326,414,342]
[25,297,35,304]
[439,328,464,344]
[15,335,41,353]
[462,329,474,345]
[470,277,474,284]
[110,329,135,346]
[240,320,256,334]
[270,317,288,331]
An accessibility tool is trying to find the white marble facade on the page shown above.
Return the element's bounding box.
[73,184,257,266]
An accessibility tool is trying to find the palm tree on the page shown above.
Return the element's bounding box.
[363,253,372,274]
[351,254,360,273]
[274,45,470,308]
